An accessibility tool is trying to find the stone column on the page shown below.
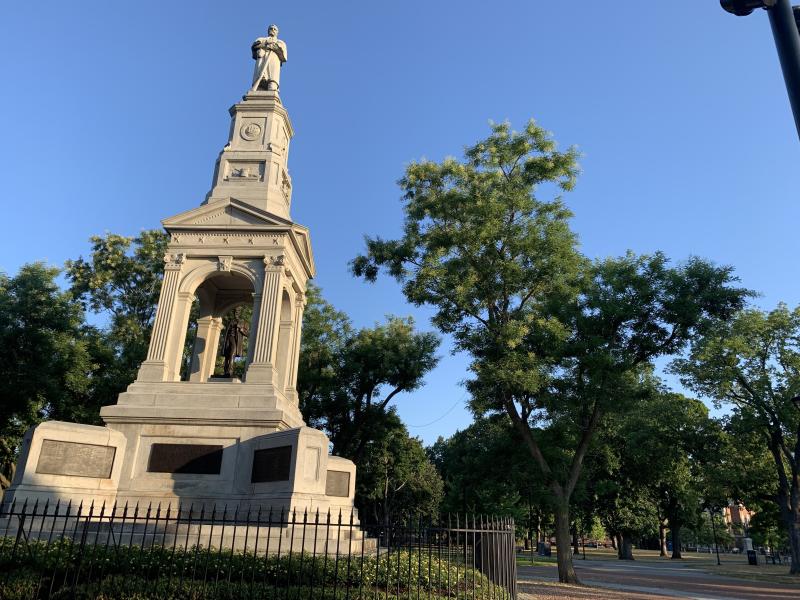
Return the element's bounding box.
[275,313,293,392]
[189,316,223,382]
[166,291,194,381]
[245,255,284,384]
[283,291,305,404]
[136,253,185,382]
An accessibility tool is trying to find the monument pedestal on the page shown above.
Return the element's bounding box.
[5,381,356,520]
[100,381,355,516]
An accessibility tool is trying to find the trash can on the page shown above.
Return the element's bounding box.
[747,550,758,566]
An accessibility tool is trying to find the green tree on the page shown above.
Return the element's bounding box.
[352,121,747,583]
[672,304,800,573]
[65,230,168,405]
[710,413,778,550]
[588,383,725,561]
[0,263,91,487]
[357,417,443,525]
[298,285,440,462]
[429,415,553,547]
[749,503,786,550]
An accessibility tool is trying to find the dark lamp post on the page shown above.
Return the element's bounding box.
[721,0,800,140]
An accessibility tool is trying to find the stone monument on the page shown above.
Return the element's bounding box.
[4,26,357,523]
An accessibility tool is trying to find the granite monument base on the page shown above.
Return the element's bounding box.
[3,381,358,527]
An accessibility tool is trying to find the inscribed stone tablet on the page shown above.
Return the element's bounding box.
[251,446,292,483]
[325,470,350,497]
[36,439,116,479]
[147,444,223,474]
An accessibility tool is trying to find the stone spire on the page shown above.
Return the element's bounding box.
[203,26,293,220]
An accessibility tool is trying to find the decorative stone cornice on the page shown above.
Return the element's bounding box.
[163,252,186,270]
[265,254,285,269]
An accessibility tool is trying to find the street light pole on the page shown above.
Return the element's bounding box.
[721,0,800,140]
[768,1,800,138]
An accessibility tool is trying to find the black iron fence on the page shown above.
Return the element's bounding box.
[0,499,517,599]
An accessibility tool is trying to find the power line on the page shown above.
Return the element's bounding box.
[408,392,468,428]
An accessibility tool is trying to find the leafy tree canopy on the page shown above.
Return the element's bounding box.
[672,304,800,572]
[0,263,91,487]
[352,120,748,583]
[298,284,440,461]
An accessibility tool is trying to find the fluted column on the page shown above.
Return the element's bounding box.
[245,255,284,384]
[136,252,185,382]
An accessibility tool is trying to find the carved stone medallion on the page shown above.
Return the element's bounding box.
[240,122,263,141]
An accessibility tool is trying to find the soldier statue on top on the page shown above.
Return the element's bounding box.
[251,24,287,92]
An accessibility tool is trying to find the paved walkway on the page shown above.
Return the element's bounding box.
[519,561,800,599]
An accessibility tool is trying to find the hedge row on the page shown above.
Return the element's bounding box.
[0,539,506,599]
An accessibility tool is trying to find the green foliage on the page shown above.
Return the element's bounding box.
[684,511,734,548]
[352,120,581,362]
[296,284,442,520]
[672,304,800,569]
[749,503,787,549]
[351,120,748,581]
[357,420,444,523]
[299,284,440,460]
[430,416,550,520]
[583,379,725,558]
[713,414,778,511]
[0,263,91,487]
[66,231,168,337]
[0,540,498,600]
[65,230,169,405]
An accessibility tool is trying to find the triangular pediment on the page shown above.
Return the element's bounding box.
[162,198,293,230]
[288,225,315,277]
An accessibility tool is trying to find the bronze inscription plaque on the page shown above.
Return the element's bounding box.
[147,444,223,475]
[35,439,116,479]
[251,446,292,483]
[325,470,350,498]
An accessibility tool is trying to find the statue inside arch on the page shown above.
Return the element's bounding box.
[222,309,248,377]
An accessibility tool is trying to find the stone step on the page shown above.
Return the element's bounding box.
[2,518,373,555]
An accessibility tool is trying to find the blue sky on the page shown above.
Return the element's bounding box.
[1,1,798,444]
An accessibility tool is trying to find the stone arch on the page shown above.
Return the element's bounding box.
[178,259,260,297]
[178,261,258,382]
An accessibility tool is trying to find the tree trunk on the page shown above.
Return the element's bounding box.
[671,524,682,559]
[554,503,580,584]
[766,430,800,574]
[618,534,634,560]
[659,522,668,557]
[788,514,800,575]
[572,526,580,555]
[777,487,800,574]
[610,533,617,550]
